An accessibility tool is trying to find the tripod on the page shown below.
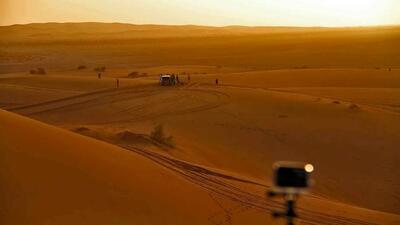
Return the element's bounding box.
[269,192,299,225]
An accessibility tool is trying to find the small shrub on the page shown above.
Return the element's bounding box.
[74,127,90,132]
[349,103,360,111]
[77,65,87,70]
[29,68,46,75]
[94,66,106,72]
[37,68,46,74]
[128,71,139,77]
[150,124,175,148]
[332,100,340,104]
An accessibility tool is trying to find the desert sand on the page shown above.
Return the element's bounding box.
[1,23,400,224]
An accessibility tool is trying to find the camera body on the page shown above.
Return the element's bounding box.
[271,161,313,195]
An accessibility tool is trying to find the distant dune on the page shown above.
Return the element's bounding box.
[2,22,387,42]
[1,23,400,73]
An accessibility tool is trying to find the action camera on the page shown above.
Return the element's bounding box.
[272,161,314,194]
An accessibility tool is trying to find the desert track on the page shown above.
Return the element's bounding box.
[209,83,400,115]
[5,82,399,223]
[121,144,377,225]
[10,85,229,124]
[9,80,400,123]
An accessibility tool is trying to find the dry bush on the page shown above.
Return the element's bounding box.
[128,71,139,77]
[349,103,361,111]
[37,68,46,74]
[117,131,151,145]
[29,68,46,75]
[128,71,147,78]
[150,124,175,148]
[74,127,90,132]
[94,66,106,72]
[77,65,87,70]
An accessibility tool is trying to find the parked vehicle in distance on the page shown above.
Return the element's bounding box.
[160,74,175,86]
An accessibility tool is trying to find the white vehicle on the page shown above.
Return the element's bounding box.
[159,74,175,86]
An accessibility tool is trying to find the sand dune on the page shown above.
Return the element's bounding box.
[3,71,400,213]
[1,23,399,74]
[1,23,400,224]
[1,109,400,225]
[0,109,268,225]
[2,22,398,42]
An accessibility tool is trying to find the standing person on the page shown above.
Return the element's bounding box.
[215,78,219,85]
[176,75,180,84]
[116,78,120,88]
[188,75,191,82]
[171,74,176,85]
[98,73,101,79]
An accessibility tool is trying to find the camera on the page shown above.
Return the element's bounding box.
[271,161,314,194]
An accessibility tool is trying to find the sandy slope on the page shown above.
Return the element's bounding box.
[0,74,153,108]
[4,70,400,214]
[1,109,400,225]
[0,109,267,225]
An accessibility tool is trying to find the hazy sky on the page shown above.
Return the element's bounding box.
[1,0,399,27]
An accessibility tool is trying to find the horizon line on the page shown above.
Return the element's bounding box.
[1,21,400,29]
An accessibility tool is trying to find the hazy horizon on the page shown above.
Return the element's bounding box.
[2,21,400,28]
[1,0,399,27]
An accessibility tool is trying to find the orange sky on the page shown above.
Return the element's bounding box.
[1,0,399,26]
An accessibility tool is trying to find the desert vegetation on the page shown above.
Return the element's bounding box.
[128,71,148,78]
[150,124,175,148]
[77,65,87,70]
[94,66,106,73]
[29,68,46,75]
[349,103,360,111]
[128,71,139,78]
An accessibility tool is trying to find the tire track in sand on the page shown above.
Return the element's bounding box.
[120,144,378,225]
[10,86,229,125]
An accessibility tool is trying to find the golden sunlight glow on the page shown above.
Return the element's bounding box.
[315,0,391,25]
[0,0,399,26]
